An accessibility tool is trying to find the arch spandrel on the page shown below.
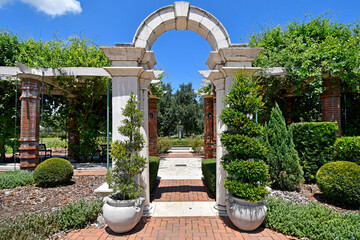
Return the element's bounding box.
[133,2,231,51]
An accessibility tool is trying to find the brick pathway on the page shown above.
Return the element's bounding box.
[161,153,204,158]
[64,217,294,240]
[152,179,215,202]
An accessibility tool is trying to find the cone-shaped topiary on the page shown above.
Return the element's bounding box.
[261,103,304,191]
[106,91,147,200]
[220,72,270,202]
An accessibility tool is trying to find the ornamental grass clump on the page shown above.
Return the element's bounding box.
[261,104,304,191]
[106,92,147,200]
[220,72,270,202]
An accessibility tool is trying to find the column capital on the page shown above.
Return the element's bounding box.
[220,67,262,77]
[103,67,144,77]
[17,73,42,81]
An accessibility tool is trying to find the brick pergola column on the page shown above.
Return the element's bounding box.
[321,79,341,136]
[18,74,41,170]
[203,95,214,159]
[148,95,158,156]
[67,98,79,161]
[212,88,217,158]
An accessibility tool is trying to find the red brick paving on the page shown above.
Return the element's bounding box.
[160,153,204,158]
[152,179,215,202]
[63,217,295,240]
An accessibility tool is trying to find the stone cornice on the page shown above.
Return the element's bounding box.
[103,67,144,77]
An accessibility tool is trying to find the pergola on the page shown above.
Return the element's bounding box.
[0,1,342,210]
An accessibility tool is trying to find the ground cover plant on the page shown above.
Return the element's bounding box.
[290,122,337,182]
[220,72,269,202]
[0,199,102,240]
[0,170,34,189]
[201,158,216,195]
[265,197,360,240]
[262,104,304,190]
[316,161,360,207]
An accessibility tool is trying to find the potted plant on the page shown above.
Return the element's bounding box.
[220,72,270,231]
[103,91,147,233]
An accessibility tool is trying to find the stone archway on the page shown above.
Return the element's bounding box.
[101,1,263,209]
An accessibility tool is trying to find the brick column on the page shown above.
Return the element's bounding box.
[321,79,341,136]
[148,95,158,156]
[18,75,41,170]
[67,99,79,161]
[203,95,214,159]
[212,88,217,158]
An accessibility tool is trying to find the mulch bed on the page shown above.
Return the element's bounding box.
[0,175,105,218]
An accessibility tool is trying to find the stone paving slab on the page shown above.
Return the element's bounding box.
[146,202,225,217]
[152,179,214,202]
[63,217,294,240]
[158,158,203,180]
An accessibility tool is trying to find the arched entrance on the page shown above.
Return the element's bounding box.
[101,1,263,208]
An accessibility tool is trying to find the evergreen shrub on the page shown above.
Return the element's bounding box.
[189,135,204,153]
[316,161,360,207]
[201,158,216,195]
[33,158,73,187]
[290,122,337,183]
[157,137,173,154]
[149,156,160,193]
[261,104,304,190]
[333,136,360,164]
[220,72,270,202]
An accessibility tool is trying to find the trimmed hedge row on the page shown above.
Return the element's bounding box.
[316,161,360,207]
[290,122,337,183]
[333,136,360,164]
[202,158,216,195]
[0,200,102,240]
[149,156,160,193]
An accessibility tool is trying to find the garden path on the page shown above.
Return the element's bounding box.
[62,153,295,240]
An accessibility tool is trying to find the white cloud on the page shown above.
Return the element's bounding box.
[0,0,82,17]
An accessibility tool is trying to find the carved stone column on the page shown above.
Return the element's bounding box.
[18,74,41,170]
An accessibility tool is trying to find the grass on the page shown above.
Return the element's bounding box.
[40,138,67,149]
[0,199,102,240]
[0,171,34,189]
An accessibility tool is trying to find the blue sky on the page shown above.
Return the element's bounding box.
[0,0,359,91]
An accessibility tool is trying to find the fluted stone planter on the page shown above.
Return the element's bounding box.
[103,196,144,233]
[226,195,267,231]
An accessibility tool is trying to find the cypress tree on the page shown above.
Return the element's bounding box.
[262,103,304,191]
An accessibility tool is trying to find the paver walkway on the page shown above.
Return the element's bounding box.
[63,155,294,240]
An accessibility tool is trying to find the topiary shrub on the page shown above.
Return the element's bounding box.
[333,136,360,164]
[261,103,304,191]
[33,158,73,187]
[220,72,270,202]
[202,158,216,195]
[316,161,360,207]
[157,137,172,154]
[290,122,337,183]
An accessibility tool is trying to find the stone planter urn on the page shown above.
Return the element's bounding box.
[102,196,145,233]
[226,195,267,231]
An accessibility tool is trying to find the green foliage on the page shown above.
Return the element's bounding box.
[0,171,34,189]
[333,137,360,164]
[197,83,212,95]
[261,104,304,190]
[316,161,360,207]
[149,156,160,193]
[201,158,216,195]
[265,197,360,240]
[106,92,147,200]
[0,199,102,240]
[33,158,73,187]
[250,15,360,95]
[170,138,189,146]
[290,122,338,182]
[157,137,173,154]
[157,83,203,137]
[189,135,204,153]
[220,72,270,202]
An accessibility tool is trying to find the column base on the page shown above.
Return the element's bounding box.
[213,204,226,211]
